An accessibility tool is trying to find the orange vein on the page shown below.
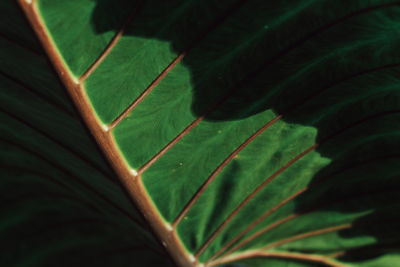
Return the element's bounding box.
[208,249,346,267]
[135,3,400,175]
[232,184,395,257]
[79,1,145,82]
[210,189,307,260]
[137,115,205,174]
[209,154,400,261]
[195,144,318,257]
[219,156,400,258]
[18,1,194,265]
[197,109,400,258]
[108,52,187,130]
[225,193,370,257]
[23,0,400,263]
[215,224,351,266]
[221,186,358,256]
[175,62,400,228]
[173,115,283,226]
[137,90,238,174]
[223,214,302,256]
[262,224,352,251]
[108,0,250,130]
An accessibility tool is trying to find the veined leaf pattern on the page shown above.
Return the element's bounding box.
[5,0,400,266]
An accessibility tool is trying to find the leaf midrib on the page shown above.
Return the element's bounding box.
[20,0,400,266]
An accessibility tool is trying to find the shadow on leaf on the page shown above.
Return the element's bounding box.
[91,0,400,264]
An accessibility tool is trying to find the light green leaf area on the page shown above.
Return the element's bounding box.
[0,1,172,266]
[18,0,400,266]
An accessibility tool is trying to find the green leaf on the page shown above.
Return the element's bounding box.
[0,1,171,266]
[4,0,400,266]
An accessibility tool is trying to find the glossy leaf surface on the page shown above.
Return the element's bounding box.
[3,0,400,266]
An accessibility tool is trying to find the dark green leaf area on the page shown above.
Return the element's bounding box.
[0,2,172,266]
[93,1,400,264]
[34,0,400,266]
